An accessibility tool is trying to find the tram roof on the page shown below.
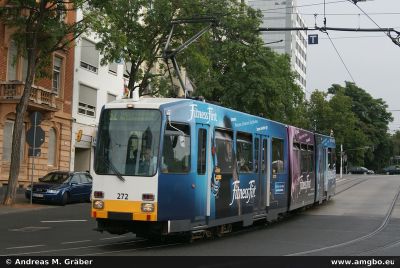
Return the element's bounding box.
[104,97,186,109]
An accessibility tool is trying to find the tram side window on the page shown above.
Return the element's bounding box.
[236,132,253,173]
[328,148,336,170]
[197,128,207,175]
[215,130,233,173]
[272,138,284,175]
[300,144,308,173]
[255,138,259,173]
[162,123,191,173]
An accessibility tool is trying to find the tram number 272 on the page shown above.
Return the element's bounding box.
[117,193,128,200]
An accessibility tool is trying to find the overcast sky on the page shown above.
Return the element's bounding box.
[294,0,400,133]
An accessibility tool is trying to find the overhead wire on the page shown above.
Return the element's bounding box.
[345,0,400,46]
[260,11,400,16]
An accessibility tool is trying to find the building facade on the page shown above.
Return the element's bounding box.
[70,9,125,173]
[0,9,75,187]
[247,0,308,91]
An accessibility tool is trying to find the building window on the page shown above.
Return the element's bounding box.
[7,41,18,81]
[78,84,97,117]
[7,40,30,82]
[108,62,118,75]
[123,61,132,79]
[80,39,99,73]
[2,121,25,162]
[22,56,28,82]
[107,93,116,103]
[52,56,63,94]
[48,128,57,165]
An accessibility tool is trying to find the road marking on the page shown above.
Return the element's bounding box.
[6,245,45,250]
[40,220,87,223]
[9,227,51,232]
[61,240,91,245]
[99,235,127,240]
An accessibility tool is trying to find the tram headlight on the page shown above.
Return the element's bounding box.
[141,203,154,212]
[93,200,104,209]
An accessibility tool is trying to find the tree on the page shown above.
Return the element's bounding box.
[179,0,308,127]
[309,82,393,170]
[328,82,393,171]
[86,0,308,126]
[0,0,86,205]
[391,131,400,157]
[85,0,185,97]
[308,88,368,169]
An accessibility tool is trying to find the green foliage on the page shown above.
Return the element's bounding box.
[85,0,181,95]
[391,131,400,157]
[86,0,308,126]
[309,82,393,171]
[179,0,307,126]
[0,0,86,79]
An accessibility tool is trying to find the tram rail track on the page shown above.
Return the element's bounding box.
[287,185,400,256]
[7,176,397,256]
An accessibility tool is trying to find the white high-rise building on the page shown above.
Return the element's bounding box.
[70,9,125,172]
[247,0,308,91]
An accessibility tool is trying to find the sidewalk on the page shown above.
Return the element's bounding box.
[0,187,52,215]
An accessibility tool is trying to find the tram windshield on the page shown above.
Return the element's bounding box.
[94,109,161,177]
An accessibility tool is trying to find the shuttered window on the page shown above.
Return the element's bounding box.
[2,121,25,162]
[80,39,99,73]
[123,61,132,79]
[48,128,56,165]
[52,56,63,94]
[108,62,118,75]
[7,42,17,81]
[107,93,116,103]
[78,84,97,117]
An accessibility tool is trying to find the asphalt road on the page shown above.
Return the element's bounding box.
[1,174,400,256]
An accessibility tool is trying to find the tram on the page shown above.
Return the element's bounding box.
[91,97,336,238]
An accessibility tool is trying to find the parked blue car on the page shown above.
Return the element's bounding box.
[25,171,92,205]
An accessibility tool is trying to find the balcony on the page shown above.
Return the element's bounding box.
[0,81,61,112]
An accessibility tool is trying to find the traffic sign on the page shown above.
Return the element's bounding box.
[308,34,319,45]
[26,126,45,147]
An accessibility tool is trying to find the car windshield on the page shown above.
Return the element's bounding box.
[94,109,161,177]
[39,173,70,183]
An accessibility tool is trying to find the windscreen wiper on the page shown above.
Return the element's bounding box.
[101,157,125,182]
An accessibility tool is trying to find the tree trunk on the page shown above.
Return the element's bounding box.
[2,41,37,206]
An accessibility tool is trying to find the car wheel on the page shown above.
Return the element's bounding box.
[61,192,69,206]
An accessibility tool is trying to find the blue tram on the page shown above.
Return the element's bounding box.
[91,97,336,237]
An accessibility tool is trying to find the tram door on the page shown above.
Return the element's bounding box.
[254,135,269,213]
[194,124,210,221]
